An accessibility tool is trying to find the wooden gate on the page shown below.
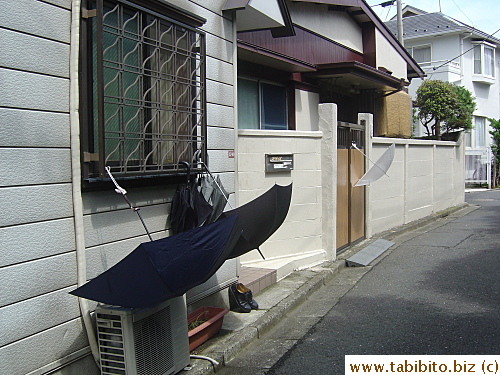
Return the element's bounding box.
[337,122,365,251]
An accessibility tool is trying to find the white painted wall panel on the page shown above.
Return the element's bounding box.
[207,103,234,128]
[187,258,237,303]
[375,29,407,80]
[0,218,75,267]
[237,131,323,261]
[184,0,228,13]
[0,28,70,78]
[289,3,363,53]
[207,56,233,85]
[295,90,320,131]
[43,0,71,9]
[168,0,233,41]
[0,253,76,307]
[85,237,145,281]
[0,148,71,187]
[0,287,79,347]
[0,108,70,148]
[0,319,88,375]
[83,203,170,248]
[207,126,235,149]
[50,354,99,375]
[206,79,233,107]
[206,33,234,64]
[0,184,73,226]
[82,185,175,215]
[0,68,69,113]
[368,139,464,236]
[0,0,71,43]
[207,149,236,172]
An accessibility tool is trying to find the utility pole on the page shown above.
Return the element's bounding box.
[397,0,403,44]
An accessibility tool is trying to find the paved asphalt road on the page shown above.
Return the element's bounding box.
[219,189,500,374]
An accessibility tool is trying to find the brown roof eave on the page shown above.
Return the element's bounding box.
[237,41,317,72]
[308,61,409,89]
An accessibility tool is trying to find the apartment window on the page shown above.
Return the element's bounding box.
[81,0,206,181]
[473,43,495,77]
[474,116,486,147]
[237,77,288,130]
[409,45,431,64]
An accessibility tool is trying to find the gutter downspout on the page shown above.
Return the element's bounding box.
[70,0,100,366]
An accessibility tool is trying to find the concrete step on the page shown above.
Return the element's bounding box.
[242,250,327,281]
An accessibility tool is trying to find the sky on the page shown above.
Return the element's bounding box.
[365,0,500,38]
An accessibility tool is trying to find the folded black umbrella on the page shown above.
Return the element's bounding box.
[170,180,213,235]
[221,183,292,259]
[70,215,240,308]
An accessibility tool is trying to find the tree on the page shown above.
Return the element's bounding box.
[488,118,500,187]
[445,85,476,133]
[415,80,476,139]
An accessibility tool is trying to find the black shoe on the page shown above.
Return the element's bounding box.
[236,283,259,310]
[229,283,251,313]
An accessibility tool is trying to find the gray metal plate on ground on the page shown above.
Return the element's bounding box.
[346,239,394,267]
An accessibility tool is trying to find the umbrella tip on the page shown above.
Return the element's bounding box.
[257,248,266,260]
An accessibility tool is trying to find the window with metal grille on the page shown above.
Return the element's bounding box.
[81,0,206,181]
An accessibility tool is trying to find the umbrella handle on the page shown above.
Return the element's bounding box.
[105,166,153,241]
[179,161,191,183]
[198,160,233,209]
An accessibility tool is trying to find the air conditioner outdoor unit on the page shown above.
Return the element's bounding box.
[95,295,190,375]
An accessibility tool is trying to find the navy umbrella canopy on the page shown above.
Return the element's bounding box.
[70,215,240,308]
[220,183,292,259]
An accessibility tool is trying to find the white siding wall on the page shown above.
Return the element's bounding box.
[289,2,363,53]
[375,29,408,80]
[295,89,320,132]
[0,0,237,373]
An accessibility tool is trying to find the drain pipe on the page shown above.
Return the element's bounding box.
[70,0,100,366]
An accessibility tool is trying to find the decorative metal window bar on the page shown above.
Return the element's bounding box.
[86,0,206,180]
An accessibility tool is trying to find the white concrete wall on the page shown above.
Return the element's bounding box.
[295,89,320,132]
[0,0,237,373]
[375,29,408,80]
[366,137,465,237]
[289,2,363,53]
[237,130,324,264]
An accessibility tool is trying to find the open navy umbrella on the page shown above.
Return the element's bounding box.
[220,183,292,259]
[70,215,240,308]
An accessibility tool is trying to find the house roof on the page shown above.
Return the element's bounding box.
[392,5,427,18]
[288,0,425,78]
[385,8,500,45]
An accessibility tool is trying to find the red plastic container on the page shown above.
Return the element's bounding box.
[187,306,229,351]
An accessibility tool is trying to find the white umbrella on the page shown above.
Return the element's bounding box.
[354,143,395,187]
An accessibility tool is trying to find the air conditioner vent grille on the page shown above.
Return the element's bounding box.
[97,313,127,375]
[134,306,174,375]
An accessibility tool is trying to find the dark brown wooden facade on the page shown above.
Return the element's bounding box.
[238,25,363,67]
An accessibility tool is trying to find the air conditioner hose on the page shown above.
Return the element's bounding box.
[69,0,100,366]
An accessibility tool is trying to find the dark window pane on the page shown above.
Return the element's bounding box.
[238,78,259,129]
[261,83,287,130]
